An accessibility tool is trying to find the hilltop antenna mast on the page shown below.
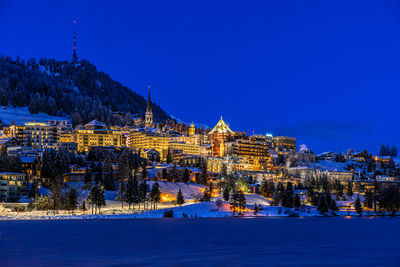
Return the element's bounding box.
[72,19,78,64]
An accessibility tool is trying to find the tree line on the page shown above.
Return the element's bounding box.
[0,55,170,126]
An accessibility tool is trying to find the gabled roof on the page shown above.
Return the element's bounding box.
[20,156,37,164]
[0,137,19,145]
[209,117,234,134]
[84,120,106,128]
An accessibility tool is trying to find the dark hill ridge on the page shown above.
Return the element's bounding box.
[0,55,170,125]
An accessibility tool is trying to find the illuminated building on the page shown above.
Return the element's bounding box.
[168,142,200,156]
[60,128,73,143]
[207,157,224,173]
[0,137,21,149]
[141,149,160,161]
[4,122,64,148]
[21,156,41,181]
[145,85,153,127]
[130,129,201,161]
[189,122,195,135]
[172,134,208,146]
[72,120,122,152]
[287,167,353,184]
[273,136,296,151]
[225,138,271,171]
[200,144,212,157]
[208,117,237,157]
[130,130,170,155]
[0,172,28,202]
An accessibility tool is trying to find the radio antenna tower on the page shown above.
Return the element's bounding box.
[72,19,78,63]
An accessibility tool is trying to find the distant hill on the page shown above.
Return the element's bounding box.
[0,56,170,125]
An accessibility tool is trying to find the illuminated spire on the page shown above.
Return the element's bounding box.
[146,85,152,112]
[209,116,234,134]
[145,85,153,127]
[72,19,78,64]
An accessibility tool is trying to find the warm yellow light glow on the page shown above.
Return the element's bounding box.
[160,193,176,203]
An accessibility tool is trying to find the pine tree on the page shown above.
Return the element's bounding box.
[294,194,301,210]
[163,209,174,218]
[260,179,275,198]
[176,188,184,205]
[132,173,139,208]
[116,182,126,209]
[84,168,92,189]
[94,163,103,184]
[80,199,87,211]
[182,168,190,183]
[162,168,168,181]
[202,182,213,202]
[355,196,362,216]
[166,148,172,163]
[88,184,106,214]
[253,203,259,215]
[197,162,208,185]
[230,191,239,216]
[215,198,223,211]
[141,164,148,180]
[49,174,64,210]
[66,188,78,211]
[125,175,134,209]
[237,190,246,215]
[380,145,386,157]
[223,187,230,201]
[391,146,398,158]
[282,182,294,208]
[317,194,328,214]
[363,190,374,209]
[29,181,39,199]
[346,181,353,198]
[139,179,149,210]
[150,182,161,209]
[97,187,106,214]
[28,197,35,211]
[88,185,99,214]
[329,198,339,212]
[103,163,115,191]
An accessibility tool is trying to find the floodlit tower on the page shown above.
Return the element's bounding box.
[72,19,78,64]
[189,122,196,135]
[145,85,153,127]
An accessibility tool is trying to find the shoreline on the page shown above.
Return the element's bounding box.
[0,212,391,220]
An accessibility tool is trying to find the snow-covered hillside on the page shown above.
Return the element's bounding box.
[0,106,67,124]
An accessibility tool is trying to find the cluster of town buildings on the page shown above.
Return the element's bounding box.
[1,88,302,173]
[0,88,397,202]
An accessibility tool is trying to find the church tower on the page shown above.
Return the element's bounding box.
[145,85,153,127]
[189,122,195,136]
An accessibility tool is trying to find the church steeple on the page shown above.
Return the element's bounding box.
[145,85,153,127]
[146,85,152,112]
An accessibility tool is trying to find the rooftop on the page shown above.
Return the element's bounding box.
[209,117,234,134]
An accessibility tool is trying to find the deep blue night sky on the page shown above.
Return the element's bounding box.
[1,0,400,153]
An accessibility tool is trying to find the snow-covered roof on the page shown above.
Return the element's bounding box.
[20,156,37,164]
[0,137,14,144]
[209,117,234,134]
[317,151,336,157]
[84,120,106,128]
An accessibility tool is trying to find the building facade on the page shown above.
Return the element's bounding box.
[72,120,122,152]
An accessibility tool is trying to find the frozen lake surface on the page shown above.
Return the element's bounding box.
[1,217,399,266]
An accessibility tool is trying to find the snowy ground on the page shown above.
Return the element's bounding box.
[1,217,400,266]
[0,181,378,220]
[0,106,67,124]
[0,198,322,220]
